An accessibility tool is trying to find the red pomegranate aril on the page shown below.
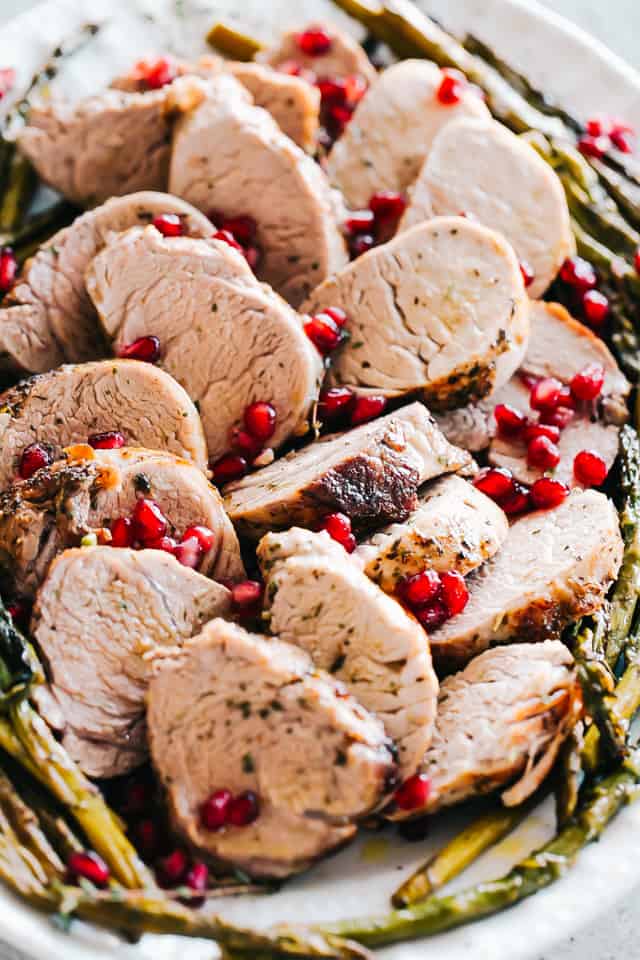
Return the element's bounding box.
[123,779,153,815]
[527,435,561,470]
[7,602,26,624]
[323,306,348,328]
[0,67,15,100]
[118,335,161,363]
[473,466,515,501]
[185,861,209,903]
[0,247,17,293]
[228,790,260,827]
[318,386,355,419]
[244,245,262,270]
[231,580,264,609]
[132,498,168,544]
[320,512,356,553]
[345,209,376,234]
[541,405,575,430]
[329,103,354,128]
[415,599,449,632]
[501,483,531,516]
[582,289,609,327]
[586,117,607,137]
[436,68,466,105]
[213,229,244,253]
[574,449,608,487]
[350,394,387,426]
[530,477,569,510]
[519,260,535,288]
[244,401,277,442]
[134,819,158,860]
[559,256,597,292]
[68,851,110,888]
[304,313,342,354]
[317,76,347,103]
[529,377,563,413]
[221,215,257,245]
[494,403,527,437]
[200,789,233,831]
[394,773,431,811]
[610,128,634,153]
[635,248,640,274]
[173,535,203,569]
[400,570,441,608]
[88,430,126,450]
[157,849,189,887]
[181,525,215,553]
[440,570,469,617]
[344,73,367,105]
[578,134,609,159]
[151,213,183,237]
[369,191,407,221]
[110,516,134,548]
[570,363,605,402]
[211,453,248,484]
[350,232,376,257]
[18,442,52,480]
[230,427,263,460]
[138,56,177,90]
[296,26,332,56]
[145,535,177,553]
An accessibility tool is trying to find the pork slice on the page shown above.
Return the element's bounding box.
[0,191,213,376]
[0,446,244,599]
[258,527,438,779]
[387,641,581,819]
[0,359,207,488]
[168,74,348,307]
[400,118,574,298]
[428,489,623,671]
[303,217,529,409]
[147,618,397,878]
[32,546,230,778]
[355,475,508,591]
[326,60,490,209]
[86,225,323,462]
[258,22,377,84]
[224,402,473,540]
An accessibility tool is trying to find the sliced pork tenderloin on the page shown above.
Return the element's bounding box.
[32,546,231,778]
[147,618,397,878]
[355,475,508,592]
[400,117,574,298]
[258,527,438,779]
[302,217,529,409]
[326,60,489,208]
[387,641,581,819]
[258,22,377,84]
[224,402,473,540]
[169,74,348,307]
[428,489,623,671]
[0,445,244,600]
[0,191,213,376]
[86,225,323,463]
[0,359,207,488]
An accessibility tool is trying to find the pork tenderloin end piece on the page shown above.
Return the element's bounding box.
[428,489,623,671]
[355,474,508,591]
[86,225,324,462]
[0,359,207,489]
[147,618,397,878]
[400,117,574,299]
[228,61,320,152]
[224,402,473,540]
[387,641,581,819]
[258,22,377,84]
[302,217,529,409]
[326,59,490,209]
[32,546,230,778]
[258,527,438,779]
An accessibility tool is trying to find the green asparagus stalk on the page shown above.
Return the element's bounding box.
[554,727,583,825]
[0,767,64,878]
[590,158,640,232]
[583,627,640,773]
[319,750,640,948]
[0,199,76,251]
[0,154,37,233]
[606,426,640,666]
[206,23,264,60]
[570,619,625,758]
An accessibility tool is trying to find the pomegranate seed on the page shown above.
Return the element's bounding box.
[586,117,607,137]
[181,525,215,552]
[494,403,527,438]
[244,245,262,270]
[211,453,248,484]
[345,210,376,234]
[123,780,152,815]
[231,580,264,609]
[473,466,515,501]
[134,819,158,860]
[132,498,168,544]
[344,73,368,105]
[157,849,188,887]
[530,377,563,413]
[350,395,387,426]
[530,477,569,510]
[399,570,441,608]
[151,213,183,237]
[541,406,575,430]
[582,289,609,327]
[145,535,177,553]
[7,602,26,624]
[440,570,469,616]
[201,789,233,830]
[230,427,263,460]
[329,103,354,129]
[323,306,348,328]
[221,215,257,245]
[350,233,376,258]
[570,363,605,402]
[0,247,17,293]
[415,599,449,631]
[296,26,332,57]
[524,422,561,444]
[88,431,126,450]
[610,128,634,153]
[519,261,535,288]
[318,386,355,420]
[436,68,466,105]
[578,134,609,158]
[0,67,15,100]
[185,861,209,903]
[574,449,608,487]
[213,229,244,253]
[394,773,431,811]
[18,443,52,480]
[559,256,597,292]
[118,335,161,363]
[228,791,260,827]
[527,435,561,471]
[173,535,203,569]
[501,483,531,515]
[635,248,640,273]
[244,401,277,442]
[304,313,343,354]
[137,56,177,90]
[67,851,110,888]
[317,76,347,103]
[320,512,356,553]
[110,516,133,547]
[369,191,407,222]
